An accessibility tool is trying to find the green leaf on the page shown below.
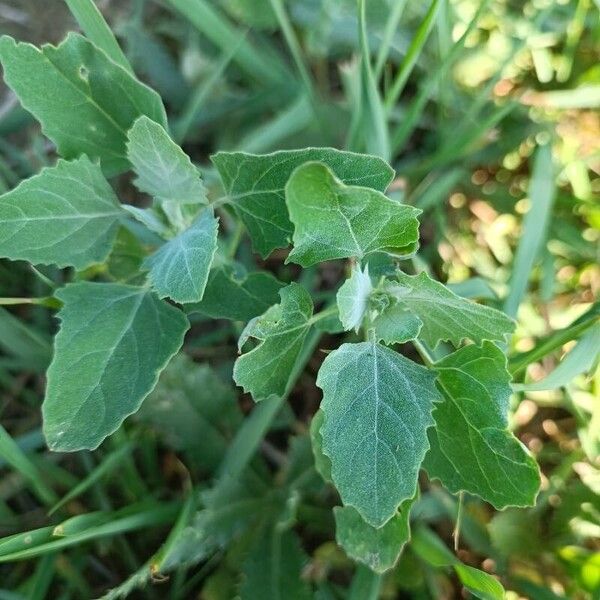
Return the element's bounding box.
[127,116,206,231]
[211,148,394,258]
[337,265,373,332]
[412,526,506,600]
[0,33,166,176]
[370,303,423,345]
[43,282,188,451]
[144,209,218,303]
[383,272,514,347]
[317,342,439,527]
[234,283,313,401]
[286,162,420,266]
[334,495,414,573]
[240,528,311,600]
[309,410,332,483]
[122,205,170,237]
[424,342,540,508]
[454,564,505,600]
[0,156,122,270]
[138,353,240,473]
[189,264,285,321]
[106,227,146,284]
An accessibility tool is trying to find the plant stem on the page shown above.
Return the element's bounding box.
[413,339,434,367]
[0,297,61,309]
[453,491,464,551]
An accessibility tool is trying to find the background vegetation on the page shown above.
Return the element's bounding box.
[0,0,598,598]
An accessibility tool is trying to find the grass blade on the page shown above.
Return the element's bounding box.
[384,0,440,112]
[0,503,179,562]
[503,144,556,317]
[48,443,133,515]
[0,424,57,506]
[64,0,132,73]
[390,0,492,153]
[165,0,287,86]
[358,0,390,159]
[374,0,408,79]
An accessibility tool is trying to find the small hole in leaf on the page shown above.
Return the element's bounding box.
[79,66,89,81]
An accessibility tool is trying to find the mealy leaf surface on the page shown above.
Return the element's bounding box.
[234,283,313,401]
[309,409,332,483]
[286,162,420,266]
[317,342,439,527]
[0,34,166,176]
[0,156,122,269]
[384,271,515,347]
[144,209,218,303]
[189,265,285,321]
[127,116,206,231]
[424,342,540,508]
[211,148,394,257]
[336,265,373,332]
[334,495,414,573]
[43,282,188,451]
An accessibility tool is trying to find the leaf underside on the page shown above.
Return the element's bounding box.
[334,494,414,573]
[144,209,219,304]
[127,115,206,208]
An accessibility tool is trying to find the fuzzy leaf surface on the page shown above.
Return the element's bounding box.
[0,34,166,176]
[127,116,206,231]
[334,495,414,573]
[144,209,218,303]
[43,282,188,451]
[424,342,540,508]
[286,162,420,266]
[336,265,373,331]
[385,272,515,347]
[234,283,313,401]
[0,156,122,269]
[211,148,394,257]
[371,304,423,345]
[318,342,439,527]
[189,265,284,321]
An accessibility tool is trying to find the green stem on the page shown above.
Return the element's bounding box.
[227,220,245,260]
[413,339,434,367]
[0,297,61,309]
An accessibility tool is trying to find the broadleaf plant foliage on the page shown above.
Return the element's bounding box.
[0,23,540,589]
